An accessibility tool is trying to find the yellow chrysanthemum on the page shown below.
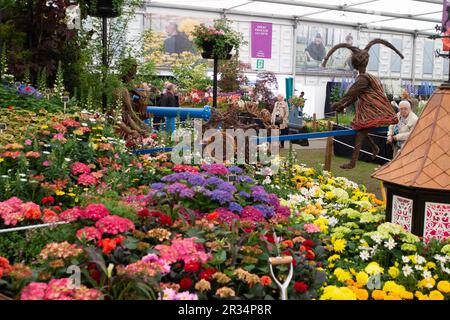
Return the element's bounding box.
[388,266,400,279]
[383,281,406,294]
[364,262,384,275]
[356,272,369,287]
[333,239,346,253]
[320,286,357,300]
[328,255,340,263]
[334,268,352,282]
[429,290,444,300]
[371,289,386,300]
[399,291,414,300]
[426,262,436,270]
[418,278,435,289]
[437,281,450,294]
[55,190,65,196]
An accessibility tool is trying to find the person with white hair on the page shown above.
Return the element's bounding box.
[271,93,289,147]
[387,100,418,157]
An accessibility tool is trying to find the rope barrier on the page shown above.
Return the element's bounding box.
[332,138,392,161]
[0,221,70,234]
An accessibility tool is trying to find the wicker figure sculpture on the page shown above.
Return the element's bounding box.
[322,39,403,169]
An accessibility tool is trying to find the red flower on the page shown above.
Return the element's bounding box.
[184,260,201,273]
[243,227,254,233]
[7,106,14,110]
[199,267,217,281]
[138,208,151,218]
[265,234,275,244]
[98,238,117,255]
[159,214,173,226]
[88,263,101,284]
[53,206,62,212]
[41,196,55,206]
[294,281,309,293]
[179,277,193,291]
[305,250,315,260]
[206,211,219,221]
[302,240,314,247]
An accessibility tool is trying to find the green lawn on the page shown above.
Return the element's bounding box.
[281,148,384,199]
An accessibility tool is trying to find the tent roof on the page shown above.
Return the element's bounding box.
[372,85,450,191]
[147,0,444,35]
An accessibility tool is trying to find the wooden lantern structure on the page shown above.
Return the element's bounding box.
[372,84,450,242]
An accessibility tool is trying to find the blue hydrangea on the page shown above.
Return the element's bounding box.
[229,202,243,213]
[211,189,234,204]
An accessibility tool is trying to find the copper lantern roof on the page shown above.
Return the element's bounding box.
[372,85,450,191]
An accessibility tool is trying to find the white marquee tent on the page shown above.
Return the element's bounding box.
[146,0,444,35]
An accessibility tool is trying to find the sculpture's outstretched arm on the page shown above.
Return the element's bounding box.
[333,76,369,112]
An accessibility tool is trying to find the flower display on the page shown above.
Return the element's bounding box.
[20,278,102,300]
[95,215,135,235]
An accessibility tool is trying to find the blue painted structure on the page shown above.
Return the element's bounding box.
[146,105,211,134]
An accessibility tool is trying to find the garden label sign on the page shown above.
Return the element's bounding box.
[251,22,272,70]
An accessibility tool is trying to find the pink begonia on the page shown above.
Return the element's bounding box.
[24,139,32,145]
[0,197,25,226]
[21,278,102,300]
[158,288,198,300]
[81,203,109,221]
[155,237,210,265]
[303,223,322,234]
[59,207,83,222]
[76,226,102,241]
[77,173,98,186]
[71,162,91,176]
[118,254,171,278]
[95,215,135,235]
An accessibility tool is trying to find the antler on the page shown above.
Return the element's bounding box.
[322,43,360,67]
[364,39,404,59]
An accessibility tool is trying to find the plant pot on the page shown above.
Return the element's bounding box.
[87,0,122,18]
[201,43,233,60]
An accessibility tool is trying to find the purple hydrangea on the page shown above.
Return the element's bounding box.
[211,189,234,204]
[276,205,291,218]
[206,176,224,186]
[167,182,195,198]
[254,204,275,219]
[237,175,254,184]
[216,181,237,193]
[251,186,269,202]
[161,172,188,182]
[198,187,212,197]
[229,202,243,213]
[228,166,243,174]
[266,193,280,207]
[239,191,250,198]
[186,174,206,187]
[150,183,166,190]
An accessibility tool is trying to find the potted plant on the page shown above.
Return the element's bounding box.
[78,0,125,18]
[191,18,244,60]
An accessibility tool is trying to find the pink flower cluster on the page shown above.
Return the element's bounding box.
[59,207,83,222]
[77,173,98,186]
[76,226,102,242]
[303,223,322,234]
[95,215,135,235]
[117,254,170,278]
[158,288,198,300]
[39,241,83,261]
[62,119,81,127]
[0,197,41,226]
[241,206,265,223]
[200,163,229,175]
[71,162,91,176]
[80,204,109,221]
[21,278,102,300]
[155,237,210,265]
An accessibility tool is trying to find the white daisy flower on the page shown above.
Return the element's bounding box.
[371,234,382,244]
[360,251,370,261]
[414,265,423,271]
[402,256,410,263]
[402,265,413,277]
[384,238,396,250]
[423,270,432,279]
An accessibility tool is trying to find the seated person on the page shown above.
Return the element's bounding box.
[387,100,418,157]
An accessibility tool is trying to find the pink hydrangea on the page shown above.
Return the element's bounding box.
[76,227,102,242]
[77,173,98,186]
[200,163,229,175]
[303,223,322,234]
[21,278,102,300]
[240,206,265,223]
[95,215,135,235]
[81,204,109,221]
[118,254,170,277]
[155,237,210,265]
[59,207,83,222]
[158,288,198,300]
[71,162,91,176]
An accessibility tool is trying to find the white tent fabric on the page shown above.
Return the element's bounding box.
[147,0,444,34]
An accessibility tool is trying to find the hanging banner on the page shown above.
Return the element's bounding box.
[251,21,272,59]
[442,0,450,51]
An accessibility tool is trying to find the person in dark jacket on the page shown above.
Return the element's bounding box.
[305,33,326,62]
[159,83,179,108]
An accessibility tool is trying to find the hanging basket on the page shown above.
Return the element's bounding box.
[86,0,122,18]
[201,43,233,60]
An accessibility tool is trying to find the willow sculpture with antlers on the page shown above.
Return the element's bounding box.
[322,39,403,169]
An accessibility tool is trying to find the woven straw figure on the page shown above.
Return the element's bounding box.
[322,39,403,169]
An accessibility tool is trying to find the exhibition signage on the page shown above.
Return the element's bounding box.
[251,22,272,70]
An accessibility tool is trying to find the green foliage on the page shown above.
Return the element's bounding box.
[171,53,211,92]
[218,54,249,92]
